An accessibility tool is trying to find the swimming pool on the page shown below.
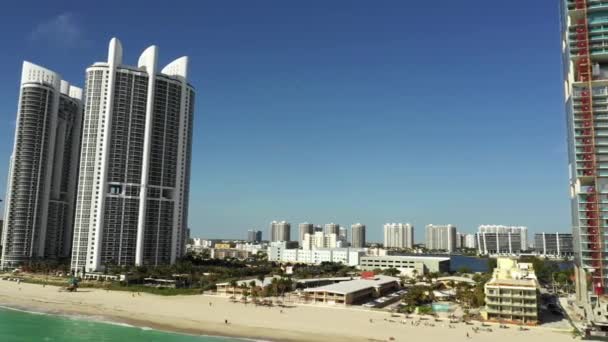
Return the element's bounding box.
[431,303,452,312]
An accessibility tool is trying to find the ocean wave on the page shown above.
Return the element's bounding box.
[0,304,260,341]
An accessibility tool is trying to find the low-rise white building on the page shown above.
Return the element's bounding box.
[359,255,451,276]
[268,244,365,266]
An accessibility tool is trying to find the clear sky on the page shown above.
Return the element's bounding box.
[0,0,567,242]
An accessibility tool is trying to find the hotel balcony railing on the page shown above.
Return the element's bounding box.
[567,1,608,11]
[485,299,537,308]
[570,41,608,53]
[573,87,608,96]
[574,114,608,122]
[486,307,538,316]
[574,104,608,112]
[570,33,608,44]
[486,293,536,299]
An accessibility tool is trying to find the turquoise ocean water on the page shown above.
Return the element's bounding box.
[0,306,247,342]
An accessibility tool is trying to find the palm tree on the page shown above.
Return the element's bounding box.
[229,280,238,297]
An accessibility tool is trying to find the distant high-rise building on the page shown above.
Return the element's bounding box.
[476,232,522,255]
[351,223,366,248]
[302,231,339,249]
[298,223,314,244]
[338,226,348,244]
[464,234,476,249]
[534,233,573,257]
[324,223,339,235]
[70,38,195,274]
[425,224,456,252]
[247,229,262,243]
[477,225,528,252]
[1,62,83,269]
[456,233,466,249]
[314,225,323,233]
[383,223,414,249]
[270,221,291,242]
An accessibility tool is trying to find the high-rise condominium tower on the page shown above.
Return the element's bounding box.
[425,224,456,252]
[477,225,528,251]
[0,62,82,269]
[562,1,608,332]
[338,226,348,244]
[70,38,195,273]
[247,229,262,243]
[383,223,414,249]
[270,221,291,242]
[298,222,314,244]
[324,223,339,235]
[351,223,366,248]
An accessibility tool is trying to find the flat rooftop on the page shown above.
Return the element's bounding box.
[362,255,450,261]
[303,275,399,295]
[487,278,538,288]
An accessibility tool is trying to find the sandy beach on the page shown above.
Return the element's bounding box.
[0,280,576,342]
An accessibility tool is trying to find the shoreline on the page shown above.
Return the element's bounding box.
[0,281,576,342]
[0,304,268,342]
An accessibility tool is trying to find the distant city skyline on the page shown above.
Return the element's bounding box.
[0,1,569,242]
[200,221,552,244]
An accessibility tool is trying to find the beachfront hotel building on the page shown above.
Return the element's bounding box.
[425,224,456,252]
[70,38,195,273]
[351,223,366,248]
[383,223,414,249]
[481,257,539,325]
[561,1,608,333]
[270,221,291,242]
[302,275,400,306]
[1,62,83,269]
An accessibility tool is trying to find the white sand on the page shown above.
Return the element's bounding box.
[0,280,576,342]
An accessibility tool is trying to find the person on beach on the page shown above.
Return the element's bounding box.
[225,319,228,324]
[466,332,470,338]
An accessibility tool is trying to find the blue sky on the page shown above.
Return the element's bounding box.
[0,1,567,242]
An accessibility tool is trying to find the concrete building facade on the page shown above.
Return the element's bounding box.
[298,223,314,244]
[70,38,195,273]
[247,229,262,243]
[425,224,456,252]
[359,255,450,276]
[1,62,82,269]
[534,233,573,257]
[351,223,366,248]
[270,221,291,242]
[324,223,339,236]
[482,258,539,325]
[476,232,523,255]
[383,223,414,249]
[478,225,528,251]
